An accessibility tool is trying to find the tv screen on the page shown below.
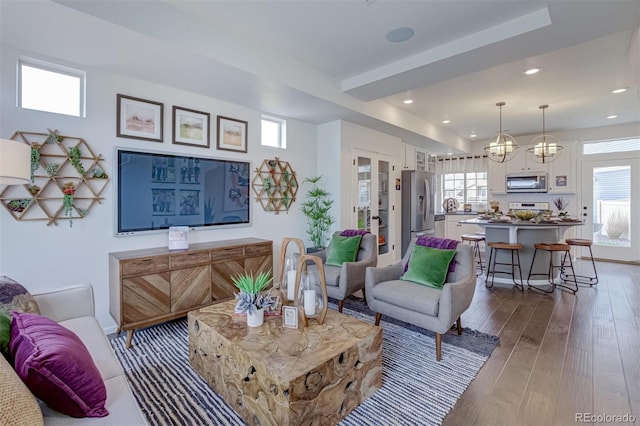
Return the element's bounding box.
[116,149,250,235]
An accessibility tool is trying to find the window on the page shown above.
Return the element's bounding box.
[583,137,639,155]
[442,172,487,211]
[261,115,286,148]
[18,58,85,117]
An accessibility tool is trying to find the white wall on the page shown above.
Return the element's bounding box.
[0,45,316,332]
[317,120,404,261]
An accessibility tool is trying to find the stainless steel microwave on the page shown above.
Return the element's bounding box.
[506,172,548,193]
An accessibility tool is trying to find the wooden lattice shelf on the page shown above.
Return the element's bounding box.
[251,157,298,214]
[0,130,110,226]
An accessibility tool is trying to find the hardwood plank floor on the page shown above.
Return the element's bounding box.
[442,259,640,426]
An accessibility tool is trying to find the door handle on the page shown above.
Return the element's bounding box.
[583,213,587,217]
[372,216,380,220]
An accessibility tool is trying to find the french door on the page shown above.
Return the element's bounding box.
[353,150,396,266]
[580,158,639,262]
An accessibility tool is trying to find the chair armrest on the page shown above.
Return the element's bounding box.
[438,270,476,324]
[339,257,376,294]
[365,261,403,291]
[32,284,95,322]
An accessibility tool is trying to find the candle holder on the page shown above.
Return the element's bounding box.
[294,254,328,326]
[276,237,305,304]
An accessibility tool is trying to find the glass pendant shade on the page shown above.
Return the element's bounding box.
[526,105,563,164]
[484,102,519,163]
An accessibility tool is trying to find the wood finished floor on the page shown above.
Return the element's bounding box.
[441,259,640,426]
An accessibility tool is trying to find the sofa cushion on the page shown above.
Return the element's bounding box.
[0,311,10,359]
[371,279,441,316]
[326,234,362,266]
[10,312,108,418]
[0,275,40,316]
[401,245,456,289]
[0,354,44,426]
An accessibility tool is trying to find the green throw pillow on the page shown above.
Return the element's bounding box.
[0,311,10,359]
[326,235,362,267]
[400,245,456,289]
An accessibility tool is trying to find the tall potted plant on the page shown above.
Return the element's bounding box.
[300,175,335,250]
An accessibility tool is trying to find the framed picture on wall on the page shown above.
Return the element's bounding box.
[217,115,248,153]
[117,94,164,142]
[172,106,210,148]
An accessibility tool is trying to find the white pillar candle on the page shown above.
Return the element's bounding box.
[287,270,297,301]
[304,289,316,316]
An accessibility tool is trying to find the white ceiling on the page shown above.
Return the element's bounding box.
[1,0,639,154]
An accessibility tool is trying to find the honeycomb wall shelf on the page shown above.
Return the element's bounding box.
[0,130,110,226]
[251,157,298,214]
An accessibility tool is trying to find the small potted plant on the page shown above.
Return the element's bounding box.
[231,270,277,327]
[62,182,76,227]
[300,175,335,251]
[553,197,569,217]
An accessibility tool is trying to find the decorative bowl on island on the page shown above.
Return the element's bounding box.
[514,210,537,221]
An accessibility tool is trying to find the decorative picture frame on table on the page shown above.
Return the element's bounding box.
[217,115,248,153]
[116,94,164,142]
[282,306,298,328]
[172,106,210,148]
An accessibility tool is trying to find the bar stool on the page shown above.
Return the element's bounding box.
[527,243,578,294]
[562,238,598,286]
[485,242,524,291]
[461,234,485,275]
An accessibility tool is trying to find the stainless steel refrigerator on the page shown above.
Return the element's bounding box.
[401,170,436,255]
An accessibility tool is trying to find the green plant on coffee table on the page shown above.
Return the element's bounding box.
[231,270,276,315]
[300,175,335,249]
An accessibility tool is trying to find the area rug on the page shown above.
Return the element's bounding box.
[110,299,499,426]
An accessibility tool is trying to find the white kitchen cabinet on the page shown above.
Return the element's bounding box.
[548,141,577,194]
[488,160,507,194]
[445,214,482,242]
[506,148,546,174]
[403,145,434,172]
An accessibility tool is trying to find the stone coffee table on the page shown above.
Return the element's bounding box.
[188,300,382,425]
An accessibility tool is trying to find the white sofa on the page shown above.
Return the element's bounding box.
[4,284,147,425]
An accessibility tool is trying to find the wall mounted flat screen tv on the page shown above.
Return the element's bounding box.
[116,149,250,235]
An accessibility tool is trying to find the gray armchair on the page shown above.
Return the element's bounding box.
[309,231,378,312]
[365,241,476,361]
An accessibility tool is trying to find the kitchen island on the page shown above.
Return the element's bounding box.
[460,218,584,286]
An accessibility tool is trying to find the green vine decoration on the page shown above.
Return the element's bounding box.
[62,182,76,227]
[68,146,86,176]
[30,143,41,182]
[90,166,108,179]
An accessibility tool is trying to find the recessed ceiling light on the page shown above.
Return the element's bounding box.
[523,67,541,75]
[470,133,477,138]
[447,152,453,156]
[612,88,627,94]
[607,114,618,119]
[442,120,451,124]
[386,27,414,43]
[403,99,414,104]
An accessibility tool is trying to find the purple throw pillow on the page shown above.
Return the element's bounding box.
[340,229,370,237]
[405,236,459,273]
[9,312,108,418]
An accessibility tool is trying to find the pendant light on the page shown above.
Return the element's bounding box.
[484,102,518,163]
[526,105,563,163]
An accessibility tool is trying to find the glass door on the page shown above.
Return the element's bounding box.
[581,158,639,261]
[354,150,395,265]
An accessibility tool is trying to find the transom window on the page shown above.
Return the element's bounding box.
[18,58,85,117]
[261,115,286,148]
[442,172,488,211]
